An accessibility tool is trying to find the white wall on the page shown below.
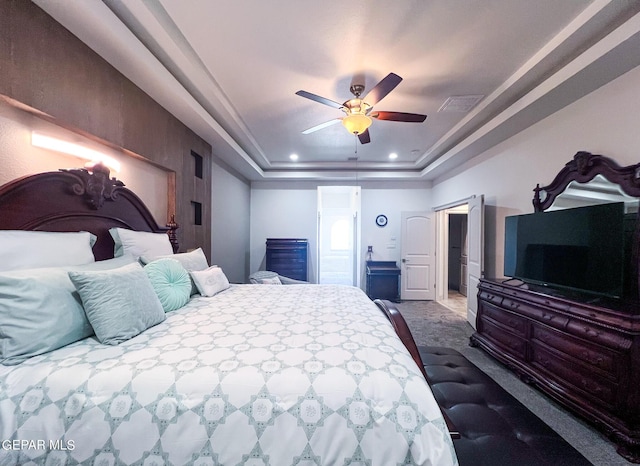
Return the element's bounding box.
[430,63,640,279]
[250,181,431,288]
[211,160,251,283]
[250,184,319,282]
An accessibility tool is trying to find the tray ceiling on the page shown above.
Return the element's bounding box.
[34,0,640,181]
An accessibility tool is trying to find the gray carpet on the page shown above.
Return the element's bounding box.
[395,299,633,466]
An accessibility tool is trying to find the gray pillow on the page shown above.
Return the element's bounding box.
[69,262,165,345]
[0,255,136,365]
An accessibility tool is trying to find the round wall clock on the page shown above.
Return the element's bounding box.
[375,214,388,227]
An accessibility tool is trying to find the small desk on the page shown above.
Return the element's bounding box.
[366,261,400,301]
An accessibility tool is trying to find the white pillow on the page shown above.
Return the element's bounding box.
[0,230,96,272]
[260,276,282,285]
[190,266,230,297]
[109,228,173,259]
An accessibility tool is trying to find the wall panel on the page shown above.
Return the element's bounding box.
[0,0,211,259]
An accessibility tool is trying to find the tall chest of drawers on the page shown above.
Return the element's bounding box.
[471,278,640,462]
[265,238,308,281]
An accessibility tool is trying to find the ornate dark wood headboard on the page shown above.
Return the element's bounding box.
[0,164,178,260]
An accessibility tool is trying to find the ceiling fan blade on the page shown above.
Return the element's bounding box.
[302,118,342,134]
[362,73,402,106]
[358,129,371,144]
[371,111,427,123]
[296,90,344,110]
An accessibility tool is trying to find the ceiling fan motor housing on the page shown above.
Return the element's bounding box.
[349,84,365,97]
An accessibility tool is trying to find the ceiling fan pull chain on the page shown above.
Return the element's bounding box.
[354,135,358,154]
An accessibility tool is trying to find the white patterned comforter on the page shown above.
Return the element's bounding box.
[0,284,457,465]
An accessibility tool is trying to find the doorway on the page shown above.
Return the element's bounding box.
[435,195,484,327]
[317,186,361,286]
[442,207,469,316]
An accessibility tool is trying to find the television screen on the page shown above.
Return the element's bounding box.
[504,202,625,298]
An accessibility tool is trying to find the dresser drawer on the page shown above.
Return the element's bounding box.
[532,324,617,378]
[268,252,306,261]
[531,343,616,408]
[478,317,527,359]
[480,302,528,338]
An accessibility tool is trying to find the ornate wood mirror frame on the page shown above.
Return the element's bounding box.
[532,151,640,303]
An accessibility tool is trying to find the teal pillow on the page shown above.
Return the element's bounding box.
[140,248,209,295]
[0,268,92,365]
[69,262,165,345]
[144,258,192,312]
[0,255,137,365]
[140,248,208,271]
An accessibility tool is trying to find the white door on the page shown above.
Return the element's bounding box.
[460,219,468,296]
[466,195,484,328]
[400,212,436,300]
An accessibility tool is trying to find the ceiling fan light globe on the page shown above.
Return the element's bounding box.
[342,114,372,135]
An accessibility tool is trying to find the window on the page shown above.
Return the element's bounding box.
[330,219,350,250]
[191,201,202,225]
[191,151,203,179]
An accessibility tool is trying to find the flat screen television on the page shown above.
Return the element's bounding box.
[504,202,626,298]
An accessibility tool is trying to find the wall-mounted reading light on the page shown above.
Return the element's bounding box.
[31,132,121,172]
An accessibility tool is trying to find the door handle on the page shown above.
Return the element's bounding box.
[402,258,408,263]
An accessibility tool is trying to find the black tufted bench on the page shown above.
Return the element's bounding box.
[419,346,592,466]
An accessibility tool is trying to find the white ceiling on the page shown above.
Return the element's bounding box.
[34,0,640,182]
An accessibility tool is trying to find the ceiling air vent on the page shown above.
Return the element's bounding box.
[438,95,484,113]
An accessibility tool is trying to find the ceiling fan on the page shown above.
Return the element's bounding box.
[296,73,427,144]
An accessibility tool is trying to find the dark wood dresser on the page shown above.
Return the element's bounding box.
[265,238,308,281]
[472,278,640,461]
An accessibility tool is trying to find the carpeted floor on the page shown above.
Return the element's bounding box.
[395,299,633,466]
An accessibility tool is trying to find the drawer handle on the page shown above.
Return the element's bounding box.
[582,351,605,367]
[542,314,552,321]
[583,327,600,338]
[581,378,603,395]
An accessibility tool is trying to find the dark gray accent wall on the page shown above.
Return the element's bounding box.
[0,0,211,259]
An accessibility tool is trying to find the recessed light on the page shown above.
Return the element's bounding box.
[389,153,398,160]
[289,154,299,161]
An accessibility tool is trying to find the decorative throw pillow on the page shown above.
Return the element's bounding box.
[0,255,137,365]
[144,258,192,312]
[109,228,173,260]
[0,230,96,272]
[260,276,282,285]
[69,262,165,345]
[140,248,208,270]
[0,267,93,365]
[140,248,209,295]
[190,266,231,297]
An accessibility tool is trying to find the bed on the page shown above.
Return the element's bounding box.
[0,165,457,465]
